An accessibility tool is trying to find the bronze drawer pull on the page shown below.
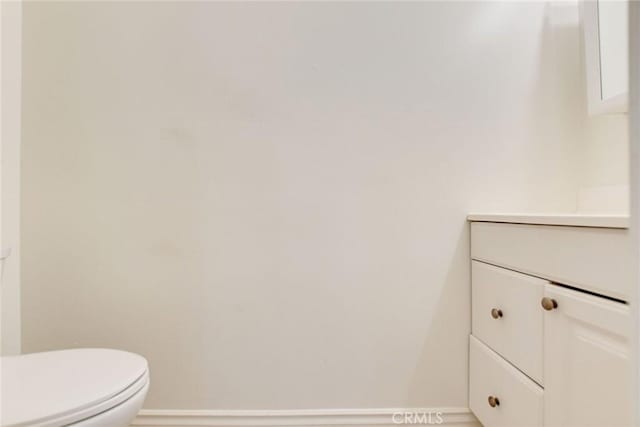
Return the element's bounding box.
[488,395,500,407]
[541,297,558,311]
[491,308,503,319]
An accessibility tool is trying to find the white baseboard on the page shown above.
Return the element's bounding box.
[132,408,479,427]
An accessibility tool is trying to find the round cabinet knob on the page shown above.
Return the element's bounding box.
[488,395,500,408]
[490,308,503,319]
[541,297,558,311]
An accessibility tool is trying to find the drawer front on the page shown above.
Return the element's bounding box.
[470,335,543,427]
[470,222,631,301]
[472,261,545,385]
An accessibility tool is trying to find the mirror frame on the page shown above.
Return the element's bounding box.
[582,0,629,115]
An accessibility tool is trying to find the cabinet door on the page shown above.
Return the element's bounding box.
[543,284,631,427]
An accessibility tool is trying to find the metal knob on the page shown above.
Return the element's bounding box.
[488,395,500,407]
[541,297,558,311]
[490,308,503,319]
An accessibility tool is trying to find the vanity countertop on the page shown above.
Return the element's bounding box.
[467,213,629,229]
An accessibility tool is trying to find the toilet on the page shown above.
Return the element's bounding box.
[1,348,149,427]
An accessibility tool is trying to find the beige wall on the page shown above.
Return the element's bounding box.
[21,1,626,409]
[629,3,640,425]
[1,0,21,356]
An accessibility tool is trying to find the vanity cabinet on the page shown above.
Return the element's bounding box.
[468,217,632,427]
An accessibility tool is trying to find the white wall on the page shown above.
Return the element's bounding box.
[1,0,21,356]
[576,114,629,213]
[20,1,624,410]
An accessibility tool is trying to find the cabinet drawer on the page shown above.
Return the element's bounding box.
[471,222,631,301]
[470,335,543,427]
[472,261,545,384]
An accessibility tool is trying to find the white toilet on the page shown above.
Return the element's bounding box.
[1,348,149,427]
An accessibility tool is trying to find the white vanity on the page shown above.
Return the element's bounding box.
[467,214,632,427]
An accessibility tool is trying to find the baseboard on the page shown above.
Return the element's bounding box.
[132,408,479,427]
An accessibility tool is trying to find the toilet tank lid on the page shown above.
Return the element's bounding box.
[1,348,148,427]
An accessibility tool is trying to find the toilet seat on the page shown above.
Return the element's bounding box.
[1,348,149,427]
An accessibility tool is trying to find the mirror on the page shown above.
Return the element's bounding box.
[582,0,629,115]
